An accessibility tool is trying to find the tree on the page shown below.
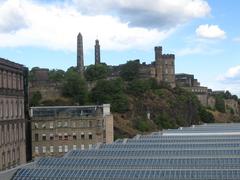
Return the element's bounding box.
[62,70,88,105]
[199,107,215,123]
[127,79,151,96]
[91,78,129,113]
[120,60,140,81]
[49,69,65,83]
[85,64,108,81]
[30,91,42,106]
[215,96,226,113]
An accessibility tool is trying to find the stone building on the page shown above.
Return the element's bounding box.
[155,47,175,87]
[176,73,210,107]
[0,58,28,171]
[30,104,113,158]
[108,47,175,87]
[224,99,239,115]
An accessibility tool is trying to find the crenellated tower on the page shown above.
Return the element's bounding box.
[155,46,175,87]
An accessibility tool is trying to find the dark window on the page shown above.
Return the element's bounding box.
[42,135,46,141]
[59,135,62,140]
[81,134,85,139]
[64,135,68,140]
[73,135,77,140]
[89,134,93,140]
[35,134,39,141]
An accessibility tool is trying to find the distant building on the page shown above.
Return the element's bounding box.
[95,39,101,65]
[155,47,175,87]
[77,33,84,76]
[30,104,113,158]
[108,47,176,87]
[0,58,29,171]
[224,99,239,115]
[176,73,210,106]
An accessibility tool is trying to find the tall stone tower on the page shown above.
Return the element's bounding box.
[155,46,175,87]
[95,39,101,65]
[77,32,84,75]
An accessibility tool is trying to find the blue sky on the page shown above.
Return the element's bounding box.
[0,0,240,96]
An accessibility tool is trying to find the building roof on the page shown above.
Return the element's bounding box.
[11,123,240,179]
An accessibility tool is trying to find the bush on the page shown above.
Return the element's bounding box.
[62,69,88,105]
[136,119,150,132]
[85,64,108,81]
[199,107,215,123]
[120,60,140,81]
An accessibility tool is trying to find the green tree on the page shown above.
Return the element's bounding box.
[30,91,42,106]
[120,60,140,81]
[199,107,215,123]
[127,79,151,96]
[49,69,65,82]
[215,96,226,113]
[62,70,88,105]
[91,78,129,113]
[85,64,108,81]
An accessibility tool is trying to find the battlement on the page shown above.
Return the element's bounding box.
[160,54,175,59]
[154,46,162,51]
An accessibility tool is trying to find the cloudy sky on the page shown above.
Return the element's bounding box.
[0,0,240,96]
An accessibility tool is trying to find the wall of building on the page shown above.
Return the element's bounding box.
[224,99,239,115]
[0,58,27,171]
[31,105,113,158]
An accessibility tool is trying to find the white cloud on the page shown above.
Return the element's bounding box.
[73,0,211,29]
[196,24,226,39]
[217,65,240,82]
[0,0,28,32]
[0,0,210,51]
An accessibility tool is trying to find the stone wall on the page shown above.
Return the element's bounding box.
[0,58,27,171]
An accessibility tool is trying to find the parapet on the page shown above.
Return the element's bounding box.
[160,54,175,59]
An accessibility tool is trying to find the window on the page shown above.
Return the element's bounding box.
[2,152,5,167]
[34,123,38,129]
[64,133,68,140]
[88,121,92,127]
[50,146,54,153]
[58,146,62,153]
[63,122,68,127]
[81,144,84,150]
[50,134,54,140]
[73,145,77,150]
[81,133,85,140]
[97,120,102,127]
[42,134,46,141]
[58,133,62,140]
[42,123,46,128]
[49,122,54,129]
[64,145,68,152]
[89,144,92,149]
[88,132,93,140]
[79,121,84,128]
[72,122,76,128]
[73,133,77,140]
[57,121,62,127]
[35,134,39,141]
[35,147,39,154]
[42,146,46,153]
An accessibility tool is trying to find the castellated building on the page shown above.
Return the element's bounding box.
[154,46,175,87]
[31,104,113,158]
[109,46,176,87]
[0,58,28,171]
